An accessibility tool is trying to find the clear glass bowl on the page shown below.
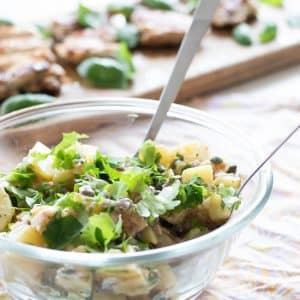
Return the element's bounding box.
[0,98,273,300]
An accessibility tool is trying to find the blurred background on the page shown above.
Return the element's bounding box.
[1,0,300,299]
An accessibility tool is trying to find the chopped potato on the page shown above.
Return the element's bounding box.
[155,145,176,167]
[182,165,214,184]
[9,223,46,247]
[214,174,241,189]
[0,185,15,231]
[205,194,231,223]
[176,142,210,164]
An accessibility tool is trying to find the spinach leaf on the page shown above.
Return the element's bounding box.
[43,215,83,249]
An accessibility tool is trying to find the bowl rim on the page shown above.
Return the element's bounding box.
[0,98,273,267]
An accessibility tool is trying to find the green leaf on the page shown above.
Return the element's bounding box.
[77,57,130,89]
[43,215,83,249]
[139,140,159,167]
[35,24,53,39]
[77,3,103,28]
[96,153,121,181]
[217,184,241,210]
[177,177,207,209]
[120,167,151,193]
[81,213,122,249]
[142,0,174,10]
[55,192,83,211]
[111,181,128,200]
[259,22,277,43]
[116,43,136,79]
[117,24,140,49]
[259,0,283,8]
[7,165,35,188]
[52,132,88,169]
[136,181,180,218]
[233,23,253,46]
[107,3,134,20]
[5,185,43,208]
[0,18,14,25]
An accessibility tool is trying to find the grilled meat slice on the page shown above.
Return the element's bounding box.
[49,16,81,41]
[0,50,64,100]
[0,24,34,39]
[213,0,257,28]
[131,6,191,47]
[54,29,119,65]
[0,36,48,55]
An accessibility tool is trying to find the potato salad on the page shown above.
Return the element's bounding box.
[0,132,241,252]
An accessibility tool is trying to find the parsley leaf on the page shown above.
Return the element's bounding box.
[177,177,207,209]
[139,140,160,167]
[5,185,43,208]
[7,165,35,188]
[81,213,122,250]
[218,184,241,210]
[136,181,180,218]
[111,181,128,200]
[43,215,83,249]
[52,132,87,169]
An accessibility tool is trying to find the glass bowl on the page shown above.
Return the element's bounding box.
[0,98,273,300]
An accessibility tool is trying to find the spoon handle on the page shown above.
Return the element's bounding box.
[144,0,220,141]
[238,124,300,195]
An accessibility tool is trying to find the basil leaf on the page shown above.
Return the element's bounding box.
[77,3,103,28]
[117,24,140,49]
[142,0,174,11]
[107,3,134,20]
[77,57,130,89]
[259,0,283,8]
[259,22,277,43]
[233,23,253,46]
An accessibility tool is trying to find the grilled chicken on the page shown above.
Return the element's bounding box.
[49,16,81,42]
[0,24,65,101]
[131,6,191,47]
[54,28,119,65]
[213,0,257,28]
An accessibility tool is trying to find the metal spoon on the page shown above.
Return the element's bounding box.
[143,0,221,141]
[238,124,299,195]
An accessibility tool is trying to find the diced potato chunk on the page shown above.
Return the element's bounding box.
[23,142,51,165]
[31,155,55,181]
[9,223,46,247]
[76,143,98,163]
[206,194,231,223]
[182,165,213,184]
[214,174,241,189]
[176,142,210,163]
[0,185,15,231]
[156,145,176,167]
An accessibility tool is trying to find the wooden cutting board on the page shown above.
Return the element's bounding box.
[2,0,300,101]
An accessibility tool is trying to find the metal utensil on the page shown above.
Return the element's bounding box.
[143,0,220,141]
[238,124,299,195]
